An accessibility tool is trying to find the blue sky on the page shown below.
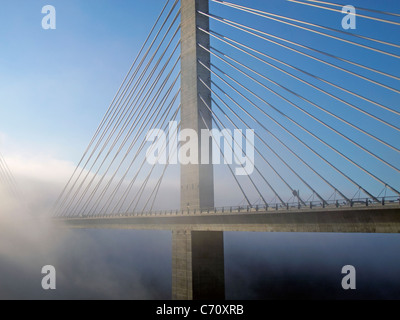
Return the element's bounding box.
[0,0,399,207]
[0,0,167,160]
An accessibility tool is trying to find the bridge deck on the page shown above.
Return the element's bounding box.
[56,205,400,233]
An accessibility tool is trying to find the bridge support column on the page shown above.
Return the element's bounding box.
[172,230,193,300]
[172,230,225,300]
[173,0,225,300]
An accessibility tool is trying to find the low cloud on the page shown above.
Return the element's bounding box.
[3,153,398,300]
[0,153,171,299]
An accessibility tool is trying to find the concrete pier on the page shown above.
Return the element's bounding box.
[175,0,225,300]
[172,230,225,300]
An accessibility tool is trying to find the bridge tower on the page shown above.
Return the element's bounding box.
[180,0,213,210]
[172,0,225,300]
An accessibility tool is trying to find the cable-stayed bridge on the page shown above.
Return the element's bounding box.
[44,0,400,299]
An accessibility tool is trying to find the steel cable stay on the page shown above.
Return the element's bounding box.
[0,153,20,197]
[77,8,181,171]
[124,106,181,214]
[199,78,318,206]
[77,54,182,216]
[199,43,400,179]
[97,106,177,216]
[211,95,310,206]
[54,0,176,211]
[198,39,400,156]
[94,101,180,216]
[58,13,181,215]
[0,164,7,185]
[198,92,288,207]
[202,30,400,119]
[211,62,379,201]
[57,39,181,215]
[70,92,178,217]
[200,94,272,207]
[107,100,181,216]
[198,59,350,202]
[99,47,180,163]
[146,121,181,214]
[197,12,400,94]
[148,170,170,213]
[55,0,180,214]
[211,83,327,205]
[85,1,180,157]
[295,0,400,18]
[84,1,180,171]
[198,109,253,208]
[62,62,179,217]
[132,120,181,215]
[66,73,180,217]
[71,23,180,177]
[198,95,270,207]
[202,42,400,173]
[97,98,181,216]
[117,104,181,214]
[62,60,180,218]
[86,79,181,216]
[97,16,180,141]
[85,70,181,216]
[147,172,167,213]
[59,33,181,216]
[199,62,330,205]
[0,156,13,188]
[212,0,400,50]
[0,166,14,194]
[203,47,400,199]
[83,83,180,216]
[97,99,181,216]
[201,46,395,200]
[204,17,400,85]
[288,0,400,25]
[211,1,400,54]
